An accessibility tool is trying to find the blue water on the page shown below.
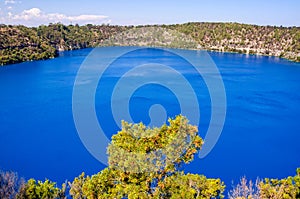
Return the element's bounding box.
[0,47,299,190]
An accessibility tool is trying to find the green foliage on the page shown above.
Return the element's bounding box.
[259,168,300,199]
[75,169,225,199]
[70,115,225,199]
[69,172,87,199]
[157,172,225,199]
[17,179,66,199]
[107,115,203,173]
[1,22,300,65]
[0,24,128,66]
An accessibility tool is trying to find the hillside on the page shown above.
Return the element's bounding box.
[0,24,128,65]
[172,22,300,61]
[0,25,57,65]
[0,22,299,65]
[102,26,198,49]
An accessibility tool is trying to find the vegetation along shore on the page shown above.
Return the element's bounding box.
[1,22,299,66]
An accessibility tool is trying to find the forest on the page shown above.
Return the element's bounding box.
[1,22,299,65]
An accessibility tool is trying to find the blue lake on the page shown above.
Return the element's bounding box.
[0,47,299,189]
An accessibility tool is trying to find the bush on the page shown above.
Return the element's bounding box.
[259,168,300,199]
[228,177,260,199]
[0,170,24,199]
[17,179,66,199]
[229,168,300,199]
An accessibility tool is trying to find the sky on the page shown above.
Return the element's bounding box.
[0,0,299,27]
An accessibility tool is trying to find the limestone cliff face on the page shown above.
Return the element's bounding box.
[102,26,198,49]
[171,23,300,62]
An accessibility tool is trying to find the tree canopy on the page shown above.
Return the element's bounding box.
[69,115,225,199]
[1,115,299,198]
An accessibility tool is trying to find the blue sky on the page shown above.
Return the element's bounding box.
[0,0,299,26]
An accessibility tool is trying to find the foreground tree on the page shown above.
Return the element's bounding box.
[70,115,225,198]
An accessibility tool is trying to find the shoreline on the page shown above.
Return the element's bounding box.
[2,45,299,67]
[1,22,299,66]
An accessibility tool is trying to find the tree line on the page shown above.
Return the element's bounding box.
[1,22,300,66]
[0,23,127,65]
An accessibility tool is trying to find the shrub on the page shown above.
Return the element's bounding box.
[228,177,260,199]
[0,170,24,199]
[16,179,66,199]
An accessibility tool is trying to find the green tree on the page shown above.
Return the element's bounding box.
[17,179,66,199]
[70,115,225,199]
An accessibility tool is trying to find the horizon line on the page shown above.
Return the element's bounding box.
[1,21,300,28]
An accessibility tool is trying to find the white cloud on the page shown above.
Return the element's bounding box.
[1,8,110,26]
[4,0,17,5]
[12,8,42,20]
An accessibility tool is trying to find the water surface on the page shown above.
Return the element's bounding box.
[0,47,299,188]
